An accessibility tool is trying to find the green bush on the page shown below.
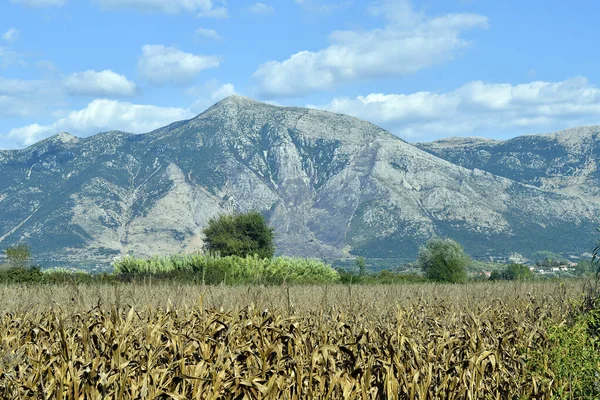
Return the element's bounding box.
[113,254,340,285]
[417,236,470,283]
[526,309,600,398]
[490,263,534,281]
[0,266,43,284]
[0,266,116,285]
[203,211,275,259]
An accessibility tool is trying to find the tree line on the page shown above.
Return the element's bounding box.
[2,211,599,284]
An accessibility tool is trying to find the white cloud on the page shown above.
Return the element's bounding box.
[6,99,193,147]
[249,2,274,15]
[186,80,237,113]
[2,29,20,43]
[195,27,222,41]
[254,0,487,97]
[0,47,25,68]
[318,77,600,140]
[95,0,227,15]
[294,0,351,14]
[11,0,66,6]
[3,81,238,147]
[0,77,63,117]
[137,45,221,85]
[210,83,236,100]
[63,70,137,96]
[198,6,228,18]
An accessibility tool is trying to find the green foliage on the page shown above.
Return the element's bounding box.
[3,244,31,269]
[0,266,115,285]
[468,260,504,273]
[490,263,534,281]
[526,309,600,398]
[532,250,568,265]
[203,211,275,259]
[417,236,470,283]
[336,268,427,284]
[113,254,340,285]
[574,260,593,276]
[582,228,600,314]
[356,257,366,276]
[593,228,600,277]
[0,266,43,284]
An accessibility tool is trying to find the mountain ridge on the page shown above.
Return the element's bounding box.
[1,97,599,267]
[416,125,600,200]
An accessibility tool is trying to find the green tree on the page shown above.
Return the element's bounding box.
[417,236,469,283]
[502,263,533,281]
[489,270,502,281]
[3,243,31,269]
[356,256,366,276]
[574,260,592,276]
[203,211,275,259]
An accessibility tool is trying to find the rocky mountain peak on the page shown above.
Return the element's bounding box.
[30,132,79,147]
[1,98,600,267]
[200,95,272,117]
[539,125,600,150]
[219,94,261,105]
[52,132,79,144]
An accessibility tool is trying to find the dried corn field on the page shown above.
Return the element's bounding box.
[0,282,596,399]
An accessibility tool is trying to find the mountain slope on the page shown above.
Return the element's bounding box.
[1,96,599,267]
[416,126,600,200]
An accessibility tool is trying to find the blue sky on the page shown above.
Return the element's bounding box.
[1,0,599,148]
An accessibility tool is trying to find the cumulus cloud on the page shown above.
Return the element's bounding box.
[0,77,63,117]
[254,0,487,97]
[0,71,136,121]
[6,99,193,147]
[188,81,237,113]
[11,0,66,6]
[137,45,221,85]
[195,27,222,41]
[248,2,274,15]
[63,70,137,97]
[318,77,600,140]
[2,28,20,43]
[95,0,227,15]
[3,81,238,148]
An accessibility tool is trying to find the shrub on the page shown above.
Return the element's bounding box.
[526,309,600,398]
[417,236,469,283]
[0,266,43,284]
[203,211,275,259]
[112,254,340,285]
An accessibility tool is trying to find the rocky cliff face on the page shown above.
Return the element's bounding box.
[1,96,599,267]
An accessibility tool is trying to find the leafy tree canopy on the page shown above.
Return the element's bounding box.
[203,211,275,259]
[417,236,470,283]
[3,243,31,269]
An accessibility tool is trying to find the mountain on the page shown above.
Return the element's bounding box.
[416,126,600,200]
[1,96,599,268]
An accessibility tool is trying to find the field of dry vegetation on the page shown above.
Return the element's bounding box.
[0,281,598,399]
